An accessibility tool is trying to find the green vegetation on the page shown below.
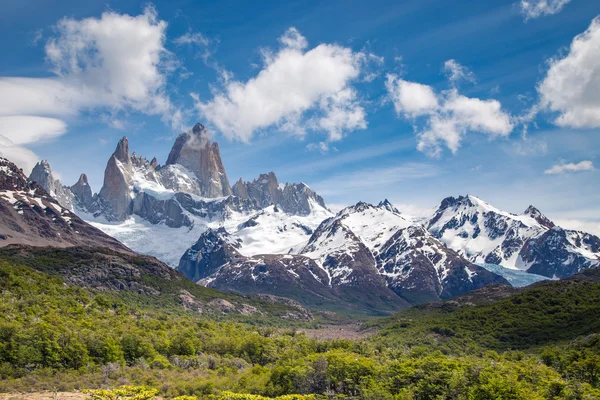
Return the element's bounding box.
[1,259,600,399]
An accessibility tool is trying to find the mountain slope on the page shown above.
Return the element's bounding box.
[428,195,600,278]
[0,158,128,251]
[367,266,600,351]
[299,201,508,306]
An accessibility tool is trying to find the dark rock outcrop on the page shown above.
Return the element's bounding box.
[178,228,242,282]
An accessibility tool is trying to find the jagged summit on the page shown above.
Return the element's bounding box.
[232,171,326,215]
[29,160,74,210]
[166,124,232,198]
[114,136,131,163]
[523,205,555,229]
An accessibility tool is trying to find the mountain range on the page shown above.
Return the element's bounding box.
[5,122,599,314]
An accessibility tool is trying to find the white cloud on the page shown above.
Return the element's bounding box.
[0,6,183,169]
[544,160,595,175]
[0,116,67,145]
[173,32,209,47]
[0,135,39,174]
[386,72,513,157]
[537,17,600,128]
[306,141,330,154]
[278,27,308,50]
[44,6,173,117]
[443,59,476,85]
[196,27,368,143]
[520,0,571,20]
[385,75,439,118]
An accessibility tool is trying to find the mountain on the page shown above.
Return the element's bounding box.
[298,201,508,305]
[0,157,128,251]
[180,227,398,314]
[428,195,600,278]
[29,160,75,210]
[232,171,326,215]
[165,123,232,198]
[0,157,312,321]
[69,123,331,267]
[177,201,508,314]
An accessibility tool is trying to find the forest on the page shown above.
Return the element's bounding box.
[1,260,600,399]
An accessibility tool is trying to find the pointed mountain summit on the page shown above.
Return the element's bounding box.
[98,137,134,220]
[166,123,232,198]
[523,205,555,229]
[29,160,74,210]
[70,173,94,210]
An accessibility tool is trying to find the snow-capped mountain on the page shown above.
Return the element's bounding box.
[428,195,600,278]
[45,123,332,266]
[296,201,508,305]
[177,200,509,313]
[19,122,600,314]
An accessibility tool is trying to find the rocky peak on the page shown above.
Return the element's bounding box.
[29,160,54,194]
[29,160,74,210]
[165,123,232,198]
[150,157,158,169]
[1,158,35,191]
[523,205,555,229]
[70,173,93,209]
[378,199,400,214]
[114,137,131,165]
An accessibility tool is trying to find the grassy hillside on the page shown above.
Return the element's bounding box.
[366,268,600,353]
[1,256,600,399]
[0,245,314,324]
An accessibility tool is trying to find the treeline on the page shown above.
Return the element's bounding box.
[1,261,600,399]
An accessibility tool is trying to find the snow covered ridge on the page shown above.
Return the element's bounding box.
[427,195,600,278]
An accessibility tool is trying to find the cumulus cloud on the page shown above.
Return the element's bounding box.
[520,0,572,20]
[537,17,600,128]
[385,76,439,118]
[386,67,513,157]
[196,27,368,143]
[544,160,595,175]
[0,6,183,170]
[443,59,476,85]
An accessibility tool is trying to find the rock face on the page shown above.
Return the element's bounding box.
[428,195,600,278]
[70,173,94,210]
[98,137,135,220]
[0,158,129,251]
[29,160,74,210]
[166,123,232,198]
[232,171,326,215]
[520,227,600,278]
[376,225,509,304]
[178,228,242,282]
[180,201,507,314]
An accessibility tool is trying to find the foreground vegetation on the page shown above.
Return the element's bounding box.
[1,260,600,399]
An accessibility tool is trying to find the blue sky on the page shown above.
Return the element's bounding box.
[0,0,599,233]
